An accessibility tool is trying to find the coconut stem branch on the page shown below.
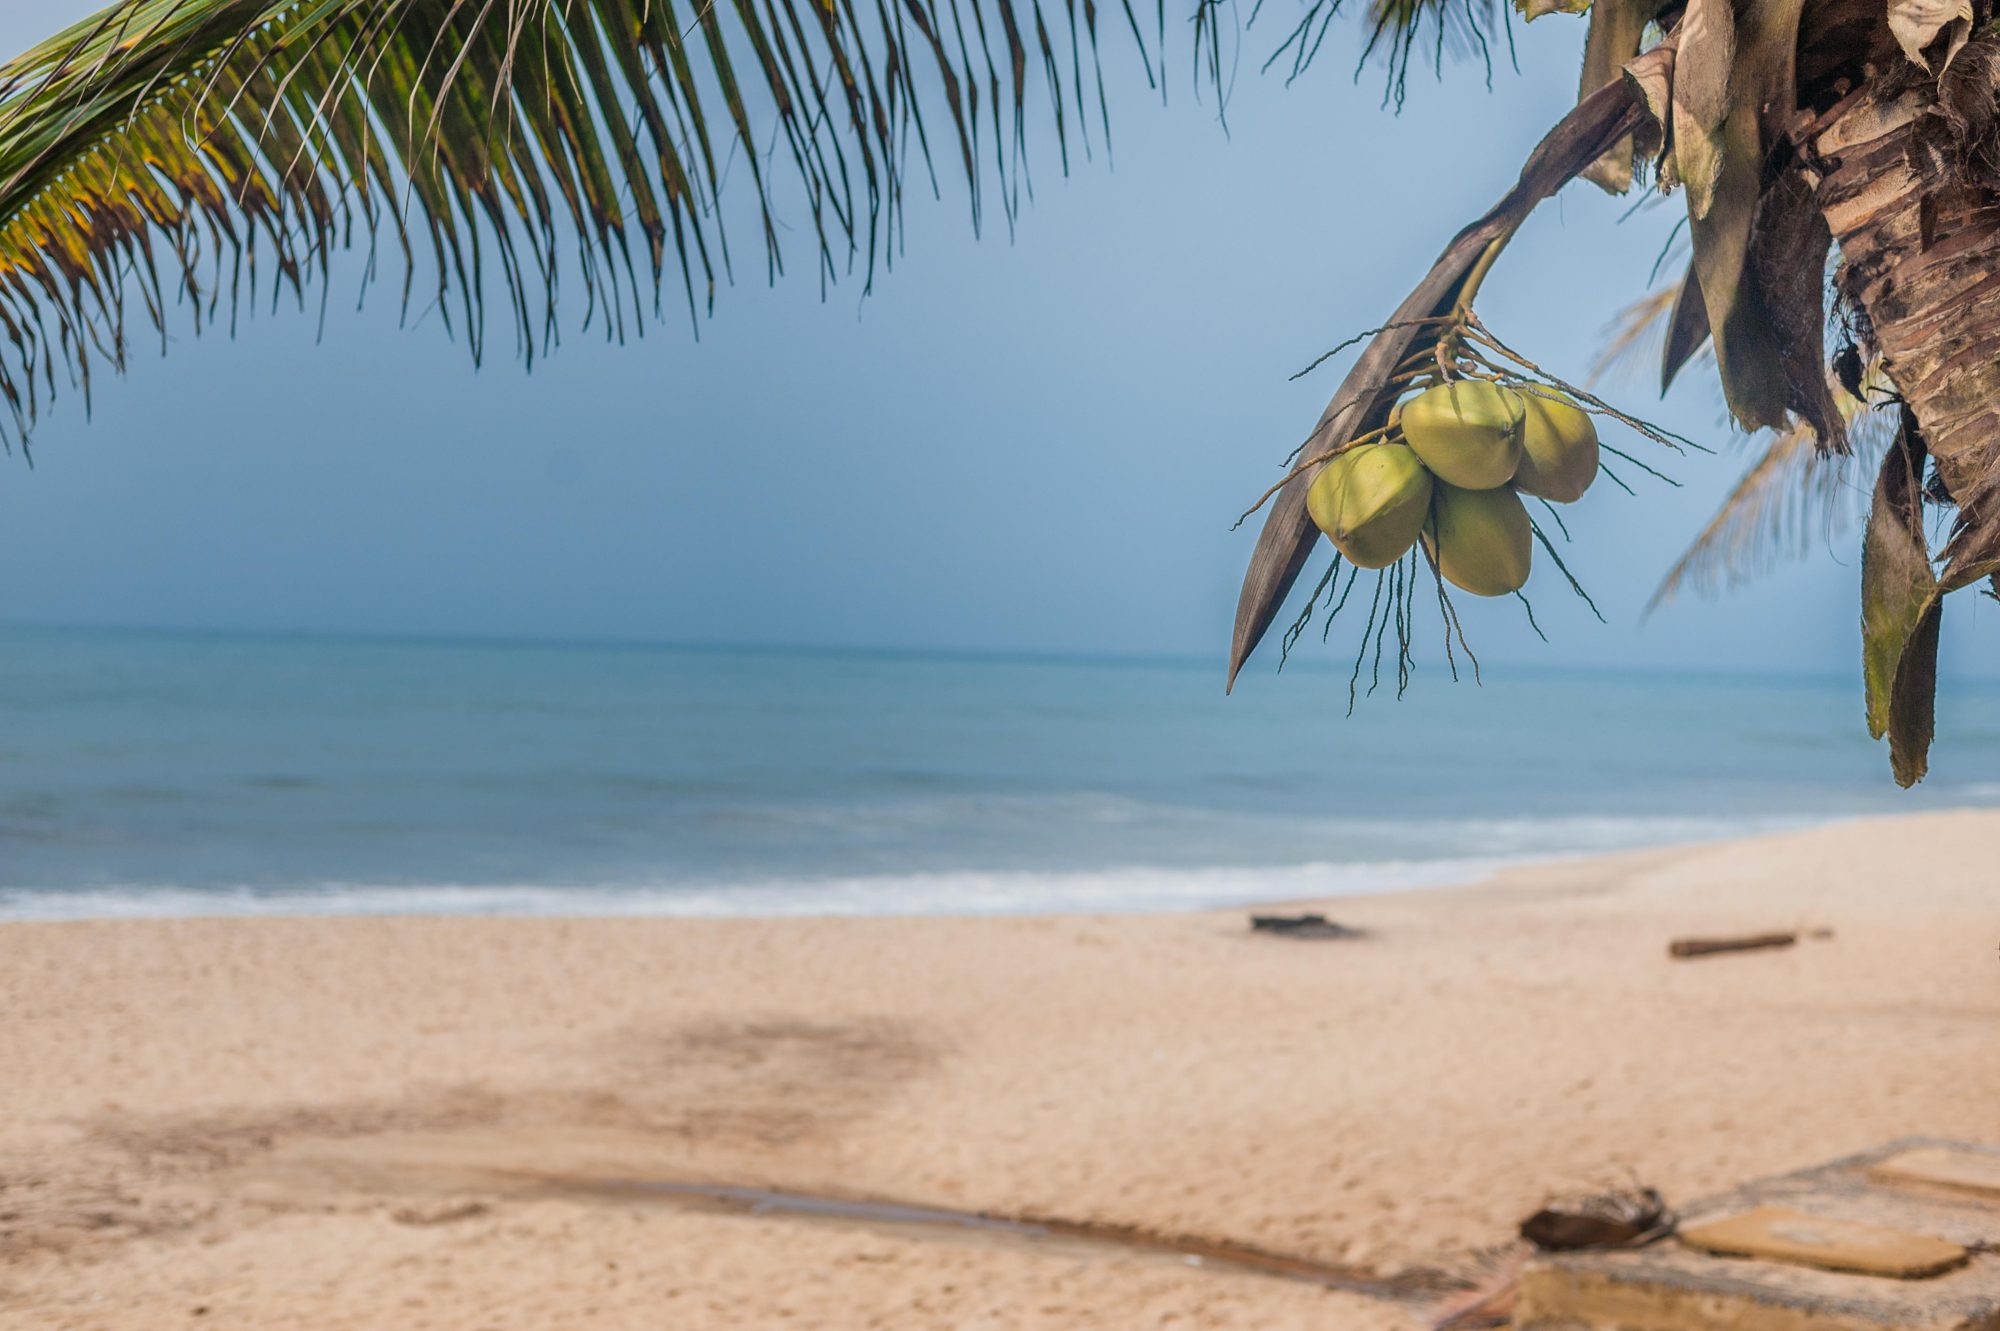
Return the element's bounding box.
[1227,37,1675,690]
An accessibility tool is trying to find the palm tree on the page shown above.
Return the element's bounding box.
[0,0,1983,782]
[1226,1,1999,790]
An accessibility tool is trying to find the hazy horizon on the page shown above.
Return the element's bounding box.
[11,617,2000,684]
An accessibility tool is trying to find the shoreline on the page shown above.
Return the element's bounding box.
[4,808,1996,1329]
[0,805,1928,926]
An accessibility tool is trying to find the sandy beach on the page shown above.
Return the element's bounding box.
[2,808,1995,1329]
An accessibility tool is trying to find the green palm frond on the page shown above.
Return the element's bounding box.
[1258,0,1512,105]
[0,0,1502,452]
[0,0,1115,443]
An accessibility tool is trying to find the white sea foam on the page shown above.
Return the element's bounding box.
[0,859,1489,922]
[0,809,1831,923]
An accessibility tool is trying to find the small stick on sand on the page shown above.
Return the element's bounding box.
[1668,932,1797,960]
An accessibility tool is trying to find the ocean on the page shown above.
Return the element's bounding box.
[3,626,1996,921]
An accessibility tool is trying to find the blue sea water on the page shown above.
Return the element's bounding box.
[2,626,1997,920]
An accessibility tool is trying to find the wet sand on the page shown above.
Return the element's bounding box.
[2,809,1996,1329]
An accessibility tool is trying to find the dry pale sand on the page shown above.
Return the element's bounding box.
[2,810,1997,1329]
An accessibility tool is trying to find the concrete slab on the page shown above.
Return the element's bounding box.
[1678,1205,1968,1278]
[1875,1148,2000,1204]
[1514,1138,2000,1331]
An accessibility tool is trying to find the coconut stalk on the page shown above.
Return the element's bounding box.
[1226,38,1676,691]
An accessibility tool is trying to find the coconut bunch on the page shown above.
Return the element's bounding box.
[1305,378,1602,598]
[1244,311,1689,706]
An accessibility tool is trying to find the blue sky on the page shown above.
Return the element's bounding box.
[4,1,1996,683]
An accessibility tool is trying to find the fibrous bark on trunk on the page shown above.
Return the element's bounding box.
[1817,84,2000,547]
[1815,77,2000,783]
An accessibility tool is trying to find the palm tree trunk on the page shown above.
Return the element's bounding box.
[1814,81,2000,785]
[1815,85,2000,524]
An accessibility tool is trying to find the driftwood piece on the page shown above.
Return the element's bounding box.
[1249,913,1362,940]
[1667,932,1797,959]
[1521,1187,1674,1251]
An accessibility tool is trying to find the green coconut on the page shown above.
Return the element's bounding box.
[1423,481,1532,597]
[1306,443,1433,569]
[1398,380,1525,490]
[1512,391,1599,503]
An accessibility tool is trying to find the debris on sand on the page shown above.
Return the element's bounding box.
[1668,932,1797,960]
[1520,1187,1674,1252]
[1433,1188,1674,1329]
[1249,913,1363,940]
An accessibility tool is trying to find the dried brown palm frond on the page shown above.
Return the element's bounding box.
[1594,221,1881,612]
[1588,264,1716,394]
[1588,281,1681,386]
[1648,383,1896,610]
